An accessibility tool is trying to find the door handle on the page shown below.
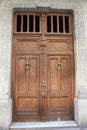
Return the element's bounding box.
[56,62,63,70]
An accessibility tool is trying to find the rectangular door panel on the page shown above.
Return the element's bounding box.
[47,38,72,51]
[15,55,41,121]
[15,37,40,52]
[60,56,71,94]
[17,58,26,94]
[47,55,73,121]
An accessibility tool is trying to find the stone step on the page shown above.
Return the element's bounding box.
[10,128,80,130]
[10,121,84,130]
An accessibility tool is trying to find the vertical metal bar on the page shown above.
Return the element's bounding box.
[51,15,53,33]
[21,15,23,32]
[63,15,65,33]
[34,15,35,32]
[27,15,29,32]
[57,15,59,33]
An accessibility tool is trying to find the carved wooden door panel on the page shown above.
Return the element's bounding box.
[12,12,74,121]
[15,55,41,121]
[12,35,42,121]
[44,13,74,121]
[47,55,73,120]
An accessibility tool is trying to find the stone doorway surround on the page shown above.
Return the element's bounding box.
[0,0,87,130]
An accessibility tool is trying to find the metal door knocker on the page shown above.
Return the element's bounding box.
[56,62,63,70]
[24,60,30,70]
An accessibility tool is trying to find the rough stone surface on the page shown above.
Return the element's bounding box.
[0,99,12,130]
[9,127,82,130]
[9,121,87,130]
[75,98,87,127]
[10,121,78,128]
[0,0,87,129]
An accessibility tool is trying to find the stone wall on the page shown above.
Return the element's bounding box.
[0,0,87,129]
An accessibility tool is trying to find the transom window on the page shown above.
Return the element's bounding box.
[14,12,72,34]
[46,14,71,33]
[14,13,40,33]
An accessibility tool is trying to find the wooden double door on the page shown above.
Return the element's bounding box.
[12,12,74,121]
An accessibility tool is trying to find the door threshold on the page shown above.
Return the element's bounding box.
[10,121,78,128]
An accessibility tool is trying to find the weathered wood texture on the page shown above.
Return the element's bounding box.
[12,12,74,121]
